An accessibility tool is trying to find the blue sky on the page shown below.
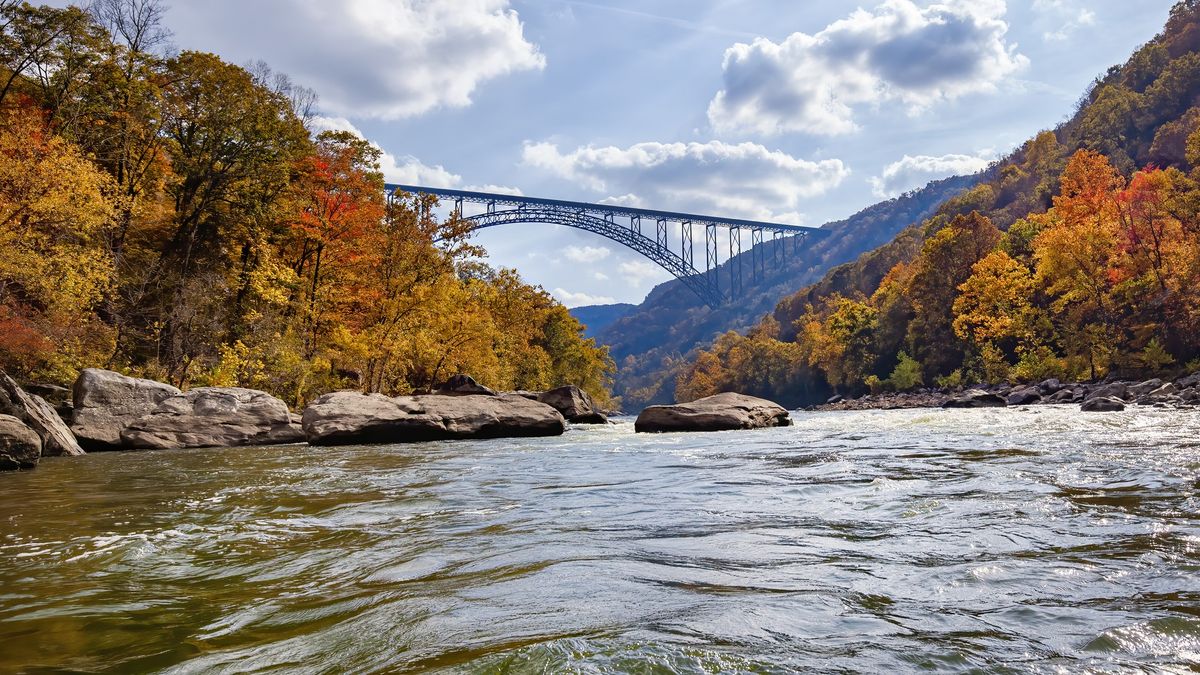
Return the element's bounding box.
[150,0,1177,306]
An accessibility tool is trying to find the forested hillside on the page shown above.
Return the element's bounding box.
[677,0,1200,407]
[601,173,978,410]
[0,0,612,406]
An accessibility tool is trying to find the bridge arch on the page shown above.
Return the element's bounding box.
[387,184,829,308]
[464,207,723,307]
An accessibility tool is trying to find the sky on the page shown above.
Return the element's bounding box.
[112,0,1181,306]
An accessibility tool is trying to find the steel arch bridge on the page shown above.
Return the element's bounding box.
[386,184,830,308]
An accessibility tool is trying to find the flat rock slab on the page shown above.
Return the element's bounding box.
[0,414,42,470]
[71,369,181,451]
[120,387,304,450]
[302,392,566,446]
[0,371,83,457]
[635,393,792,433]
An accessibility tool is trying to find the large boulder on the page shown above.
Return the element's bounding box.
[538,385,607,424]
[302,392,566,446]
[120,387,305,450]
[1086,382,1129,402]
[634,393,792,433]
[1127,379,1164,398]
[1006,386,1042,406]
[1082,396,1126,412]
[1176,371,1200,390]
[435,374,497,397]
[1037,378,1064,395]
[70,368,181,451]
[942,389,1007,409]
[0,371,83,457]
[1047,387,1083,404]
[0,415,42,470]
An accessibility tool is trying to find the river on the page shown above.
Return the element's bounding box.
[0,407,1197,673]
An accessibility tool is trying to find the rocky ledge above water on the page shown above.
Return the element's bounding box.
[302,390,567,446]
[635,392,793,433]
[817,373,1200,413]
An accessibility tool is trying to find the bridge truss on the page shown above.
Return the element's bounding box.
[386,184,829,308]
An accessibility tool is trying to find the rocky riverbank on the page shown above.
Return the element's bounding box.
[816,373,1200,412]
[0,369,616,471]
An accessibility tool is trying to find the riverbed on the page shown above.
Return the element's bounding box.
[1,407,1197,672]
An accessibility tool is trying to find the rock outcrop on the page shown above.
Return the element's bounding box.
[302,392,566,446]
[0,415,42,470]
[0,371,83,457]
[538,385,607,424]
[942,389,1007,409]
[635,393,792,433]
[120,387,305,449]
[70,369,182,451]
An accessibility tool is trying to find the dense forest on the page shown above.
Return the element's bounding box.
[601,174,978,410]
[677,0,1200,407]
[0,0,613,407]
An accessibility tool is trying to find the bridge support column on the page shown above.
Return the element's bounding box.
[656,218,668,251]
[706,223,720,299]
[681,220,693,269]
[729,226,742,297]
[751,227,765,283]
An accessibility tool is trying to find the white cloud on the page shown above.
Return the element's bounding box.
[169,0,544,120]
[312,116,523,194]
[870,152,992,198]
[522,140,849,223]
[312,116,459,186]
[553,288,617,307]
[593,271,610,281]
[1031,0,1096,42]
[563,245,613,263]
[618,260,672,288]
[707,0,1028,136]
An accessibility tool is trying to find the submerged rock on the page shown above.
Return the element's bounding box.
[1082,396,1126,412]
[70,369,181,451]
[538,385,607,424]
[634,393,792,433]
[302,392,566,446]
[120,387,304,450]
[0,371,83,457]
[0,414,42,470]
[942,389,1007,409]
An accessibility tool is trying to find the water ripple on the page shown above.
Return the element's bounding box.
[0,407,1198,672]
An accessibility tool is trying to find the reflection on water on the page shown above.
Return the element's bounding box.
[0,407,1198,672]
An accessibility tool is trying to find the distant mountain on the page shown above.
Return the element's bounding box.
[596,173,980,409]
[570,303,635,339]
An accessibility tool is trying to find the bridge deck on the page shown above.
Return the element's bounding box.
[386,184,827,236]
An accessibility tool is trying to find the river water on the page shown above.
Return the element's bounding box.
[1,407,1198,673]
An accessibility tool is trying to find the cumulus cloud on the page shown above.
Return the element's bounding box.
[522,140,849,223]
[707,0,1028,136]
[168,0,545,120]
[1031,0,1096,42]
[869,152,992,198]
[553,288,617,307]
[311,116,460,186]
[563,245,613,263]
[618,260,672,288]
